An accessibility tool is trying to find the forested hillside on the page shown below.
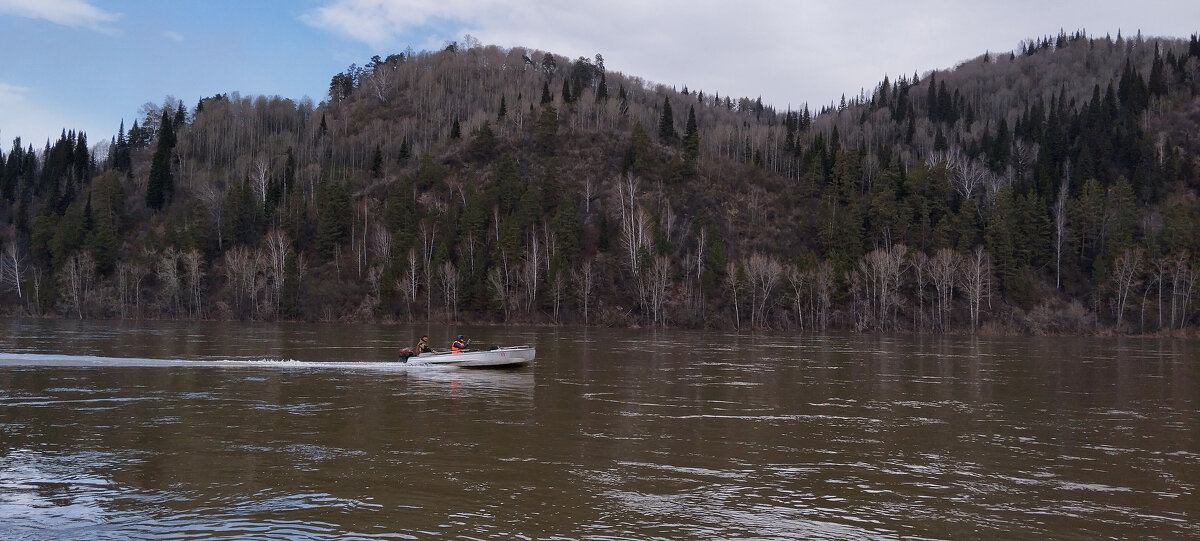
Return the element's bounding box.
[2,31,1200,334]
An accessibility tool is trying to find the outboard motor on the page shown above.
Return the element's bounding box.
[397,347,415,362]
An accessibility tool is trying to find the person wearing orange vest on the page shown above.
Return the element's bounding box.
[451,335,468,353]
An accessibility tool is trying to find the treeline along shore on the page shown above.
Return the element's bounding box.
[2,31,1200,335]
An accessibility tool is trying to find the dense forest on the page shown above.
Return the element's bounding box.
[2,30,1200,334]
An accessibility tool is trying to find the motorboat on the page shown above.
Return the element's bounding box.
[403,346,535,368]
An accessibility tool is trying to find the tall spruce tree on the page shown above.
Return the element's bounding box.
[145,110,175,210]
[658,97,676,143]
[683,104,700,172]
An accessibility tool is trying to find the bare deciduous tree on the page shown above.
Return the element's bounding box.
[61,252,96,319]
[117,259,147,319]
[617,172,652,278]
[419,221,437,319]
[488,266,513,322]
[786,265,807,330]
[182,249,205,318]
[573,259,595,325]
[250,151,271,204]
[647,254,672,326]
[2,242,24,300]
[1169,252,1196,329]
[853,244,909,331]
[1053,163,1070,289]
[401,248,420,315]
[440,261,459,321]
[523,228,541,313]
[156,248,182,316]
[911,251,931,332]
[263,228,291,316]
[930,248,960,332]
[959,246,991,332]
[550,269,565,324]
[195,181,228,251]
[815,261,833,331]
[369,222,392,266]
[724,261,744,329]
[1110,248,1142,329]
[746,253,782,328]
[223,246,260,318]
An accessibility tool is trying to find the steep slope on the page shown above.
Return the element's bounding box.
[1,32,1198,333]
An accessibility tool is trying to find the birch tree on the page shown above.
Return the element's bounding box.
[1109,248,1142,329]
[911,251,931,332]
[263,228,291,316]
[488,266,513,322]
[813,261,833,331]
[440,261,459,321]
[397,248,420,317]
[117,259,147,319]
[930,248,960,331]
[419,221,437,317]
[550,268,565,324]
[1,242,23,300]
[182,249,205,318]
[156,248,182,316]
[223,246,259,317]
[787,265,807,330]
[647,254,672,326]
[724,260,744,329]
[746,253,782,328]
[573,258,595,325]
[250,151,270,205]
[195,181,228,251]
[617,172,652,277]
[959,246,991,332]
[61,252,95,319]
[1169,252,1196,329]
[1053,168,1069,289]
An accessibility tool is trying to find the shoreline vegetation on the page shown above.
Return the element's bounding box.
[2,32,1199,335]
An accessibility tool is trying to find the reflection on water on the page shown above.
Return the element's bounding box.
[1,319,1197,539]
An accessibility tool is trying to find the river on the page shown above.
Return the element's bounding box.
[1,319,1196,539]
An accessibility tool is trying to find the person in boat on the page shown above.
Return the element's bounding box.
[451,334,468,353]
[398,335,433,362]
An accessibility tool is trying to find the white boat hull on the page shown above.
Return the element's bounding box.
[407,346,535,368]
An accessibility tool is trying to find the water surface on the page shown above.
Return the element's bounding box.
[1,319,1197,539]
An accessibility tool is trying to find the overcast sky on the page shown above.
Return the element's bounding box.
[2,0,1198,150]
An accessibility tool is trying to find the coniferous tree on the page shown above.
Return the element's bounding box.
[658,97,676,143]
[316,178,351,257]
[596,73,608,101]
[145,110,175,210]
[469,121,497,161]
[535,106,558,155]
[2,138,22,201]
[370,144,384,177]
[398,136,411,163]
[683,104,700,171]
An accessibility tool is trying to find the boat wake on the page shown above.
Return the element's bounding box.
[0,352,428,372]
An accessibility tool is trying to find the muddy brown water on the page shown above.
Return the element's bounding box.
[1,319,1196,539]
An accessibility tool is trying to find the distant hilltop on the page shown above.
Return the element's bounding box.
[2,31,1199,335]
